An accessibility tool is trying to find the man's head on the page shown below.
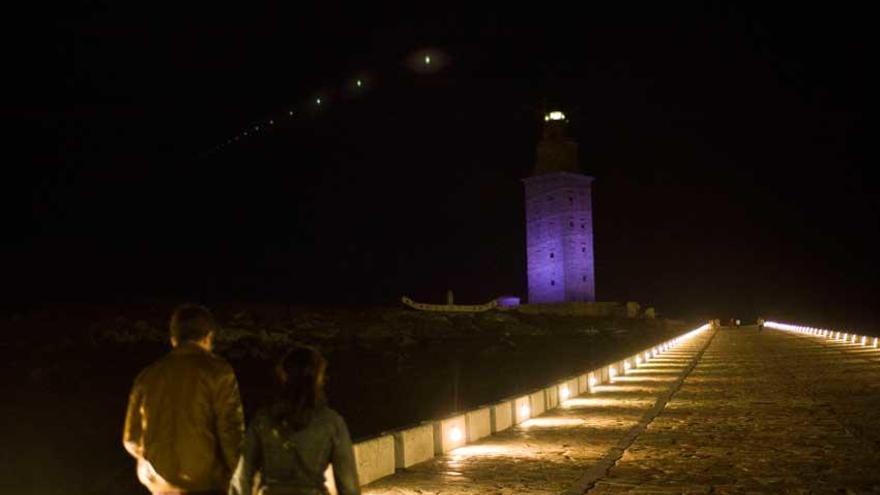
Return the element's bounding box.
[169,304,218,351]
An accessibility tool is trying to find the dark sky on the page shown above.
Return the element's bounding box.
[4,3,876,327]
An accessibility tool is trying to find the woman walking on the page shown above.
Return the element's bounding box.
[230,345,360,495]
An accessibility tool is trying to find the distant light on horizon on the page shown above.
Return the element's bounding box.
[545,111,566,121]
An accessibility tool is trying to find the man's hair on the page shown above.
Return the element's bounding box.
[170,304,218,343]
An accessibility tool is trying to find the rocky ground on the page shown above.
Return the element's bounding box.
[0,303,684,495]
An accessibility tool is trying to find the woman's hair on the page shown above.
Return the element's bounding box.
[272,345,327,429]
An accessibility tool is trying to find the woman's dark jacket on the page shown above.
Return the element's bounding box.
[229,404,360,495]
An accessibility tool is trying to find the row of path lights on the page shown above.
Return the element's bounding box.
[766,322,879,349]
[445,323,714,469]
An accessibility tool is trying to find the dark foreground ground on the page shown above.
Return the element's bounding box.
[0,304,687,495]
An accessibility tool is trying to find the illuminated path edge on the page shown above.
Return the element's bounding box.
[561,326,718,495]
[359,324,712,494]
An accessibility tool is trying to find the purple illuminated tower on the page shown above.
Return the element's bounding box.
[523,111,595,303]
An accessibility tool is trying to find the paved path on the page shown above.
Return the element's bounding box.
[363,326,880,494]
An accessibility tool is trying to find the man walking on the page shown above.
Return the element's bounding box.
[123,304,244,495]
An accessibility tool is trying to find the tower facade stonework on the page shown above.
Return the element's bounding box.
[523,112,595,303]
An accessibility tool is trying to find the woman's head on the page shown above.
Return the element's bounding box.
[273,345,327,426]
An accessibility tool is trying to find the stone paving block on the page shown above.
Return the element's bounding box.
[544,384,559,410]
[514,395,531,424]
[577,373,589,394]
[490,399,514,433]
[391,422,434,469]
[353,434,395,486]
[528,389,546,417]
[432,414,466,454]
[465,406,491,443]
[558,377,578,402]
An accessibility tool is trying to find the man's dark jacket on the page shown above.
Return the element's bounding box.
[124,342,245,492]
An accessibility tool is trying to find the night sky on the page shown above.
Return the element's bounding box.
[5,3,876,327]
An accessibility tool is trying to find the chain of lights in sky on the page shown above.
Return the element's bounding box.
[204,51,443,156]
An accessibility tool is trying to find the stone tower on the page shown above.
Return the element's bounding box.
[523,111,595,303]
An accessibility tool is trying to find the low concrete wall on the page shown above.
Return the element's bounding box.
[514,395,531,424]
[340,322,708,489]
[598,365,610,383]
[465,407,492,442]
[490,400,513,432]
[544,384,559,410]
[529,390,546,417]
[392,423,434,469]
[558,377,578,402]
[618,359,630,376]
[577,373,589,394]
[353,434,395,485]
[433,414,467,454]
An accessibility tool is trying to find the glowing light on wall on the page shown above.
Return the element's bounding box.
[608,366,617,379]
[449,426,463,442]
[588,375,597,390]
[519,404,530,418]
[861,336,867,346]
[559,385,570,401]
[623,361,631,372]
[635,355,641,366]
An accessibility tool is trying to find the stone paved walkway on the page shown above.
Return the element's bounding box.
[586,326,880,494]
[364,326,880,494]
[364,329,714,494]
